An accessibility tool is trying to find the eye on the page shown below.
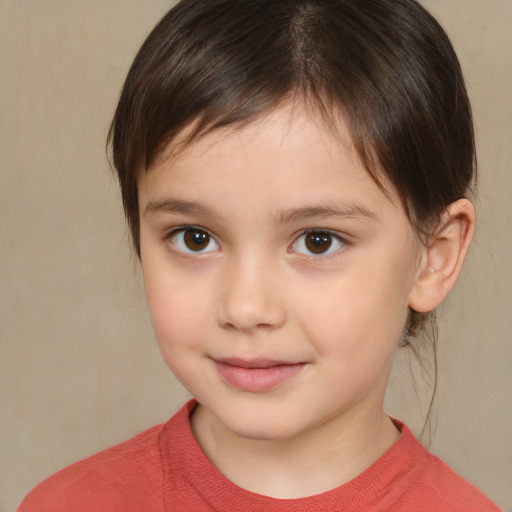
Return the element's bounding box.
[169,227,219,254]
[292,231,345,256]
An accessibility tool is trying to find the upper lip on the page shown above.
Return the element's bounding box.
[213,358,301,369]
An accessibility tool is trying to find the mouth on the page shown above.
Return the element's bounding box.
[212,357,307,392]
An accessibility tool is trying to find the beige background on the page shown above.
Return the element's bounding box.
[1,1,510,511]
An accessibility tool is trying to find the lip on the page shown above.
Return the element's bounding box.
[213,358,306,392]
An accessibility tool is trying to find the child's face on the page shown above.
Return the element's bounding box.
[138,103,421,442]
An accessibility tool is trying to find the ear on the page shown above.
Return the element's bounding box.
[408,199,476,313]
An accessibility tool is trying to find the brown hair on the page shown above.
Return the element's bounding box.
[107,0,476,426]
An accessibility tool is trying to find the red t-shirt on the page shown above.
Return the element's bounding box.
[17,400,501,512]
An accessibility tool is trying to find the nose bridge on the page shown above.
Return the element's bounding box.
[217,250,285,331]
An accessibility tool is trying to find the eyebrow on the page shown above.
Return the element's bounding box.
[271,201,378,224]
[144,198,225,219]
[144,198,377,224]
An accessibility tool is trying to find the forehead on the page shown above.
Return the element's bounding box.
[139,103,402,220]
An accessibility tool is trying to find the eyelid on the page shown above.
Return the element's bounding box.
[291,229,348,258]
[164,225,220,254]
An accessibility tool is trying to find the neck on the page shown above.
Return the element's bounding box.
[190,401,400,499]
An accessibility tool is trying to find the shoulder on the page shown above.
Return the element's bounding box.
[390,424,502,512]
[408,452,501,511]
[16,423,166,512]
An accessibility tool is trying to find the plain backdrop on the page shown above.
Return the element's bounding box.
[1,1,511,511]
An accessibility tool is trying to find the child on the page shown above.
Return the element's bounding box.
[17,0,502,510]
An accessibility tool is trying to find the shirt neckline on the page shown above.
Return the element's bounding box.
[159,400,428,512]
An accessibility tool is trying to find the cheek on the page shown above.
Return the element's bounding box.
[296,256,413,360]
[146,280,212,389]
[143,261,212,356]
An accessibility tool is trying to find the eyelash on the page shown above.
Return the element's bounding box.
[291,230,347,259]
[162,226,347,258]
[163,225,219,255]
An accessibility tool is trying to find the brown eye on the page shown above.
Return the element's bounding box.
[184,229,209,251]
[293,231,344,256]
[305,232,332,254]
[171,228,219,253]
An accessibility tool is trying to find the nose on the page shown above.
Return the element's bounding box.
[216,256,286,332]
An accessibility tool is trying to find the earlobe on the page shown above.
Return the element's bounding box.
[408,199,476,313]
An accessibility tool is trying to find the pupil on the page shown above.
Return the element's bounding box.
[305,232,332,254]
[184,229,209,251]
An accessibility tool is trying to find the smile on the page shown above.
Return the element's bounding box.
[213,358,307,392]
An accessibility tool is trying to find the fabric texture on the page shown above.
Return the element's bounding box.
[17,400,501,512]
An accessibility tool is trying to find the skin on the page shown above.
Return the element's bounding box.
[137,103,475,498]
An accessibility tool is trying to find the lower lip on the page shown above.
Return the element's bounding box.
[215,362,306,392]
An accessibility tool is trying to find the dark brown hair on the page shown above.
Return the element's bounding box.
[108,0,476,425]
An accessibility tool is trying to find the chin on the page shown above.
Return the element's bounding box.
[218,405,306,442]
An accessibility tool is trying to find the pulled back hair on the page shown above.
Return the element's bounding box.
[108,0,476,416]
